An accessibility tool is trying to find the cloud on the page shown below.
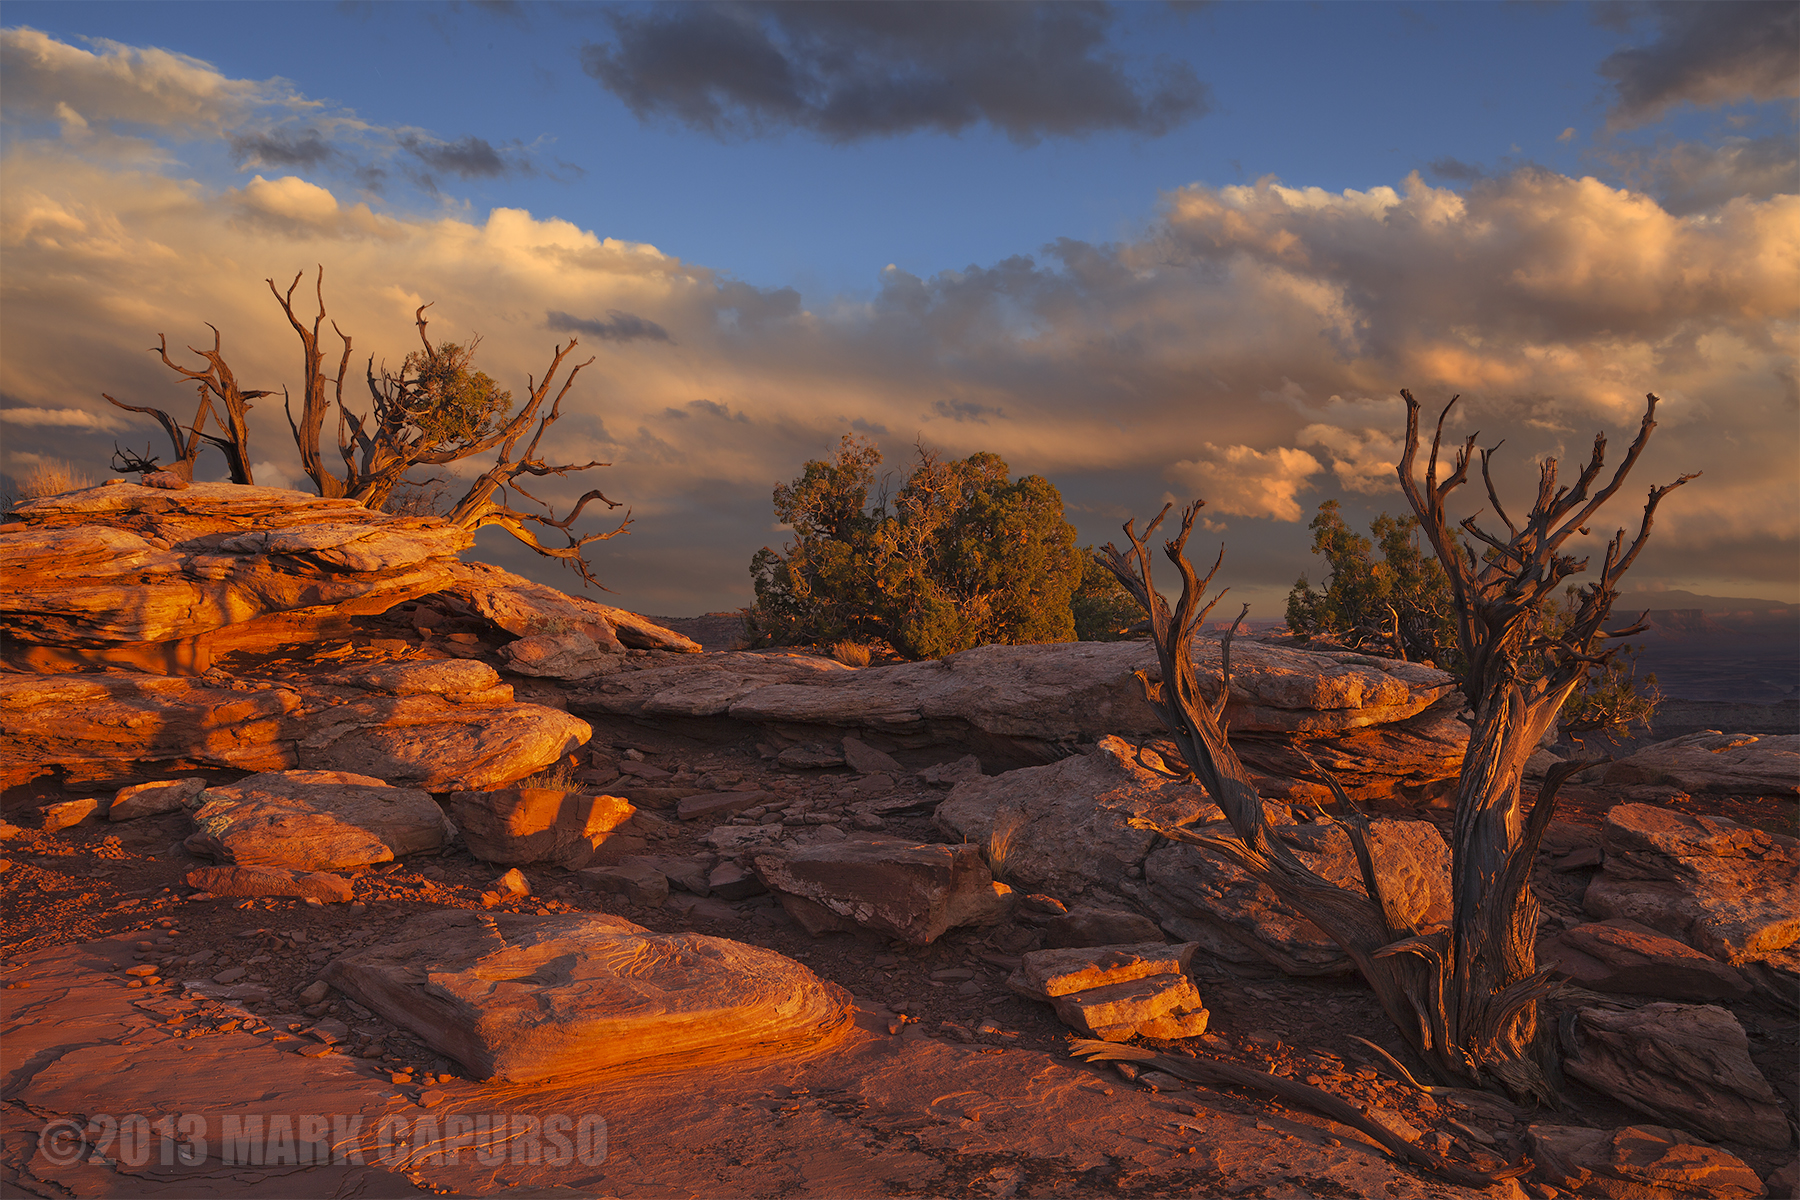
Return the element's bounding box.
[1602,135,1800,216]
[0,406,123,431]
[580,1,1210,144]
[398,133,529,180]
[0,27,310,134]
[546,309,674,343]
[0,141,1792,612]
[1426,156,1483,182]
[1600,2,1800,129]
[1166,444,1322,522]
[229,128,336,169]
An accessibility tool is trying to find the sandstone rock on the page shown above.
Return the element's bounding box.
[1008,942,1206,1042]
[0,669,590,792]
[42,798,102,832]
[323,659,505,698]
[935,736,1238,896]
[1561,1002,1788,1149]
[447,789,635,869]
[185,864,354,903]
[678,790,770,822]
[185,770,453,869]
[1606,731,1799,795]
[709,861,766,900]
[1143,818,1452,976]
[1584,803,1799,966]
[580,859,670,906]
[753,838,1015,945]
[0,483,464,671]
[919,755,985,786]
[494,868,530,896]
[444,561,697,655]
[1540,920,1752,1002]
[778,742,844,769]
[109,777,206,821]
[499,631,616,679]
[1528,1124,1768,1200]
[322,909,850,1082]
[1042,907,1167,949]
[635,855,712,896]
[842,737,904,775]
[1051,973,1210,1042]
[1008,942,1198,999]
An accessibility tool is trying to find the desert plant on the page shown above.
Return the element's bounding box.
[519,758,581,792]
[750,435,1085,657]
[17,460,93,499]
[831,640,872,668]
[1104,390,1692,1106]
[1286,501,1457,665]
[105,326,270,482]
[1071,546,1144,640]
[985,812,1025,883]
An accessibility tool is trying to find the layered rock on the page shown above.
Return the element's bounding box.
[1583,803,1799,966]
[185,864,355,903]
[934,736,1253,896]
[567,638,1465,796]
[1605,731,1799,795]
[752,837,1014,945]
[1142,819,1453,976]
[1527,1124,1768,1200]
[185,770,453,869]
[1007,941,1209,1042]
[443,561,700,669]
[1561,1002,1789,1149]
[1,660,590,792]
[1540,920,1753,1002]
[1,482,464,673]
[447,788,636,869]
[322,909,851,1082]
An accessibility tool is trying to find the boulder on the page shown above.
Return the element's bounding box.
[1527,1124,1768,1200]
[580,859,670,906]
[1605,731,1799,795]
[1583,804,1799,965]
[1142,818,1452,976]
[1561,1002,1788,1149]
[184,864,354,903]
[1008,942,1207,1042]
[499,631,616,680]
[1042,907,1167,949]
[0,664,590,792]
[447,789,636,869]
[752,838,1015,945]
[0,482,464,673]
[444,561,697,655]
[842,736,904,775]
[677,790,770,822]
[41,798,102,831]
[1540,920,1753,1002]
[321,909,851,1082]
[184,770,454,870]
[709,861,766,900]
[935,736,1245,896]
[108,777,206,821]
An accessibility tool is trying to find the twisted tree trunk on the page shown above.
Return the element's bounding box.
[1106,390,1693,1103]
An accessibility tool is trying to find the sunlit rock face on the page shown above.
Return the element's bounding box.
[0,481,467,672]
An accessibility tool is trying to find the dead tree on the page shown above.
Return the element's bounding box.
[268,267,627,585]
[104,328,270,483]
[1104,391,1692,1105]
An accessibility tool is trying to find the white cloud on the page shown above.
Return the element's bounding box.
[1166,444,1322,522]
[0,406,122,430]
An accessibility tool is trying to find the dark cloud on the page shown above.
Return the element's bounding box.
[580,1,1210,144]
[1600,1,1800,128]
[664,398,750,422]
[229,128,336,169]
[1425,156,1484,182]
[932,397,1005,423]
[546,309,674,343]
[399,133,528,179]
[714,280,802,325]
[1605,135,1800,215]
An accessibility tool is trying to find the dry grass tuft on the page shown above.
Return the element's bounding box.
[19,461,93,499]
[986,812,1026,883]
[519,758,581,791]
[832,640,872,668]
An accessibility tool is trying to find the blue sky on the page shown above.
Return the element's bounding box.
[2,2,1795,617]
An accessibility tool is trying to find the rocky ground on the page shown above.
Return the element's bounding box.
[2,486,1794,1198]
[3,604,1796,1196]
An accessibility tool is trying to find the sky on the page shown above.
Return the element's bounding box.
[1,1,1795,620]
